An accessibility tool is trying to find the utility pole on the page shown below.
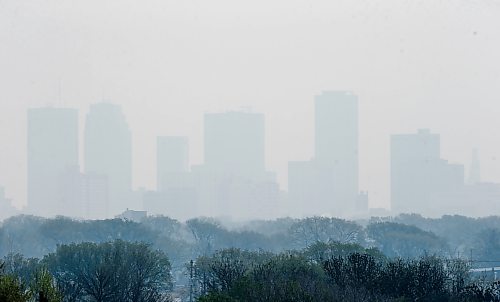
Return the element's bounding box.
[189,259,194,302]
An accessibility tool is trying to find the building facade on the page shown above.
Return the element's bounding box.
[84,102,132,216]
[27,107,79,217]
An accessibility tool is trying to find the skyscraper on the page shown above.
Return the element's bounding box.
[314,91,359,214]
[198,111,277,218]
[391,129,464,215]
[27,107,79,217]
[468,149,481,185]
[157,136,189,191]
[204,111,265,178]
[287,160,335,217]
[84,102,132,216]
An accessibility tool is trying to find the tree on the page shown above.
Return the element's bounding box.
[0,261,29,302]
[44,240,172,302]
[323,253,382,301]
[196,252,336,302]
[366,222,445,258]
[289,217,364,248]
[473,228,500,266]
[29,268,63,302]
[2,253,40,286]
[303,241,385,263]
[192,248,273,297]
[186,218,225,255]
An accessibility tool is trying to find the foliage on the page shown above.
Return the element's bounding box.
[303,241,386,263]
[0,274,29,302]
[4,214,500,301]
[366,222,446,258]
[195,248,482,302]
[289,216,364,248]
[473,228,500,266]
[29,268,63,302]
[43,240,172,302]
[197,252,334,302]
[2,253,40,286]
[459,281,500,302]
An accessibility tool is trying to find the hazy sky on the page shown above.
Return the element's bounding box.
[1,0,500,210]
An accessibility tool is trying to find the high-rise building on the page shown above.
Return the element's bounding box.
[59,167,109,219]
[82,172,109,219]
[149,136,197,219]
[391,129,464,215]
[287,160,335,217]
[204,111,265,178]
[196,111,278,219]
[157,136,189,191]
[468,149,481,185]
[314,91,359,214]
[27,107,79,217]
[84,102,132,216]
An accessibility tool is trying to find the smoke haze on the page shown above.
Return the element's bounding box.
[1,0,500,212]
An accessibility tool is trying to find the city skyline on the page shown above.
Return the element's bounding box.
[4,92,498,219]
[2,2,500,301]
[2,0,500,214]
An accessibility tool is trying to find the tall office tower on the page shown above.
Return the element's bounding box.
[468,149,481,185]
[82,173,109,219]
[84,102,132,216]
[58,168,109,219]
[204,111,266,178]
[148,136,196,219]
[157,136,189,191]
[288,160,335,217]
[391,129,464,215]
[27,107,79,217]
[314,91,359,215]
[199,111,277,218]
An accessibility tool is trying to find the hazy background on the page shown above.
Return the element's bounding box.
[1,0,500,210]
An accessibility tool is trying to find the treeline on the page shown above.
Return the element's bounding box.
[1,240,171,302]
[2,214,500,268]
[2,241,500,301]
[192,245,500,302]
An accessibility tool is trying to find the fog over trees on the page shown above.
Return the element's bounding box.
[2,0,500,301]
[1,214,500,301]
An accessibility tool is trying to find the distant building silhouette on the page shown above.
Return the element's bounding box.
[288,91,361,217]
[82,172,109,219]
[59,167,109,219]
[27,107,79,217]
[468,149,481,185]
[195,111,278,219]
[157,136,189,191]
[391,129,464,215]
[355,191,369,216]
[204,111,266,178]
[315,91,359,215]
[288,160,335,217]
[84,102,132,216]
[145,136,198,220]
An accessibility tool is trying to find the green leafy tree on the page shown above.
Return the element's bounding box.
[44,240,172,302]
[367,222,445,258]
[303,241,385,263]
[289,217,364,248]
[187,218,226,256]
[29,268,63,302]
[0,261,29,302]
